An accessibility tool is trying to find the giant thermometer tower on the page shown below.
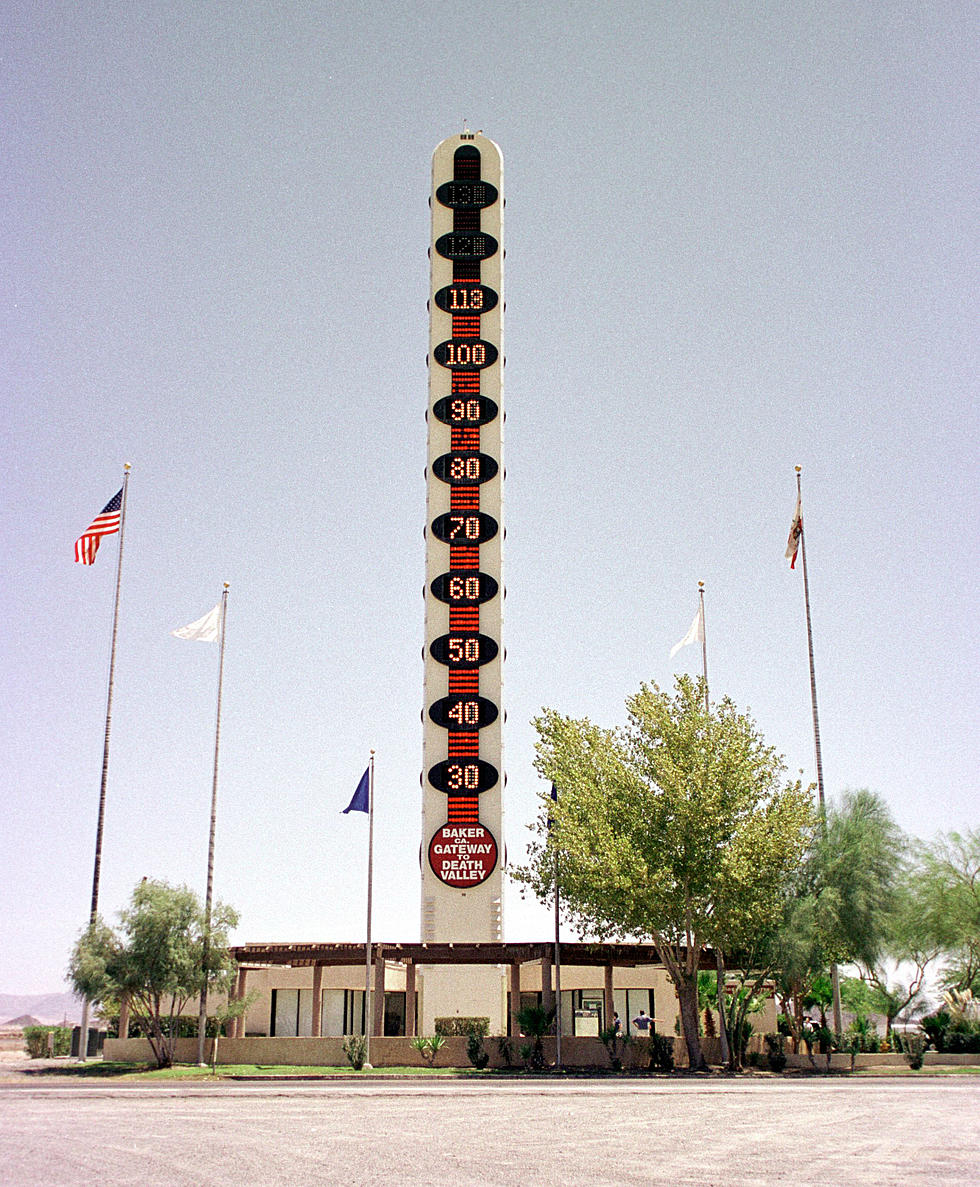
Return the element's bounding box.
[421,131,504,953]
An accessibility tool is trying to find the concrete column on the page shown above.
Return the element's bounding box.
[405,962,416,1037]
[311,964,323,1037]
[117,995,130,1040]
[509,961,522,1036]
[373,953,386,1036]
[604,963,615,1032]
[234,967,248,1038]
[540,952,554,1016]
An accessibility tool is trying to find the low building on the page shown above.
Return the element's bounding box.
[227,941,709,1040]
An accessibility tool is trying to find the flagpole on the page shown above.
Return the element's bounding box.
[554,841,562,1070]
[197,584,230,1066]
[796,468,825,812]
[698,581,709,714]
[795,466,842,1034]
[697,582,731,1066]
[77,463,131,1061]
[363,751,375,1067]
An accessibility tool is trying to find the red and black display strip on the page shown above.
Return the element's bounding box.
[439,145,495,827]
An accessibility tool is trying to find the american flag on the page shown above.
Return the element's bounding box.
[74,488,123,564]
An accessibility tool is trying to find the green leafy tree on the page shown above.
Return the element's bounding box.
[512,676,812,1071]
[813,790,905,969]
[915,830,980,994]
[838,976,876,1018]
[68,879,240,1068]
[856,861,942,1037]
[773,790,904,1050]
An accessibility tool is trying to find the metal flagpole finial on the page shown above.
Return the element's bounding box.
[223,582,230,591]
[124,462,132,472]
[698,581,705,591]
[795,465,802,474]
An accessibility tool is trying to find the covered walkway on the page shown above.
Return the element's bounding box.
[228,940,712,1038]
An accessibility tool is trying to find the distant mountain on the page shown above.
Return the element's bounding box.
[2,1015,41,1029]
[0,993,85,1026]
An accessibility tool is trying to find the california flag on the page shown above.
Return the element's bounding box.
[785,495,802,569]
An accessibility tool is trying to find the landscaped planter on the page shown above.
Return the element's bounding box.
[783,1051,980,1071]
[102,1034,689,1070]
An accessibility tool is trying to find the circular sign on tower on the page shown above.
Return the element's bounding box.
[428,823,498,888]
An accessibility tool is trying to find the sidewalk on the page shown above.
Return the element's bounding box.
[0,1050,70,1080]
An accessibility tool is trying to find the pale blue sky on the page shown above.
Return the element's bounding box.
[2,1,976,993]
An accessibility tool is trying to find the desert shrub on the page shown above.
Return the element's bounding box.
[342,1034,367,1070]
[599,1025,630,1071]
[764,1033,787,1072]
[920,1010,950,1051]
[410,1035,446,1066]
[944,1030,980,1054]
[648,1032,675,1073]
[496,1036,515,1068]
[847,1014,880,1053]
[922,1003,980,1053]
[466,1034,489,1069]
[904,1032,926,1070]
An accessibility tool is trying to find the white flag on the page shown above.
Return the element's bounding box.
[172,604,222,642]
[670,603,704,658]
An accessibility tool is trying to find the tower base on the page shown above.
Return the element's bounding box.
[418,964,506,1036]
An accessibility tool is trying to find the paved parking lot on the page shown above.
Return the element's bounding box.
[2,1076,979,1185]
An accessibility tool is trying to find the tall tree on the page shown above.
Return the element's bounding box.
[915,829,980,994]
[813,789,904,969]
[774,789,905,1047]
[69,878,240,1068]
[857,861,942,1036]
[512,676,813,1071]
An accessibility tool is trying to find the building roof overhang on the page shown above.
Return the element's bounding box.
[231,940,716,970]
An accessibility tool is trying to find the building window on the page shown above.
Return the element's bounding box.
[383,991,406,1036]
[270,988,300,1037]
[620,989,656,1035]
[506,991,543,1035]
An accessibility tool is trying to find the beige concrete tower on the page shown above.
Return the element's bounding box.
[419,131,505,1029]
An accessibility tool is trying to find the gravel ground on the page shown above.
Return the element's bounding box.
[1,1072,978,1185]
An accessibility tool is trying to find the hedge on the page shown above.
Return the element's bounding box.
[434,1016,490,1037]
[22,1026,72,1058]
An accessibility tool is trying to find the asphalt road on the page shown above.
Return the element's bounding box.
[1,1078,978,1185]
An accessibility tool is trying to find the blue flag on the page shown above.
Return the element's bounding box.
[343,766,370,814]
